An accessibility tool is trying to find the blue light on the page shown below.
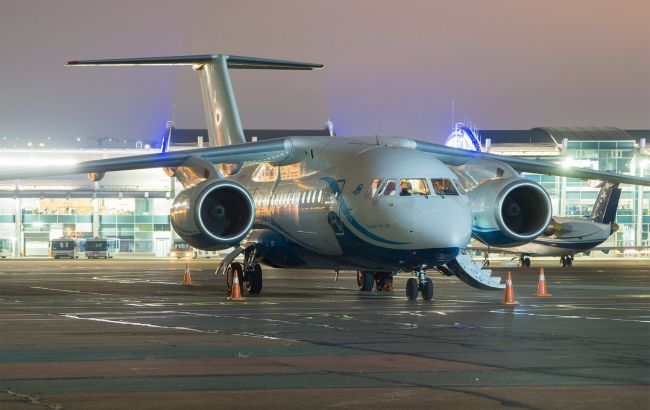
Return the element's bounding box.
[161,120,174,153]
[445,122,481,152]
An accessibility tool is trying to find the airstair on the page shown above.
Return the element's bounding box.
[445,254,504,290]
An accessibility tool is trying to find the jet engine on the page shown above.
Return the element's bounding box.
[170,179,255,250]
[469,177,552,247]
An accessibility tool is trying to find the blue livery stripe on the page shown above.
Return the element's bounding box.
[321,177,410,246]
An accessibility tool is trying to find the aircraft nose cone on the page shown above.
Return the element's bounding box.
[414,198,472,249]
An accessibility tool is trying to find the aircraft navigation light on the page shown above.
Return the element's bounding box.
[562,157,574,169]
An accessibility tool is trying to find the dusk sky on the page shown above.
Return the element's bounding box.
[1,0,648,144]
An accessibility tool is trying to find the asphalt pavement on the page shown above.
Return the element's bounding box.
[0,258,648,409]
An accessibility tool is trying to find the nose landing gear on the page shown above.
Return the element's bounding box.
[406,266,433,301]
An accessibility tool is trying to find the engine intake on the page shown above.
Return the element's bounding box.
[469,177,552,247]
[171,179,255,250]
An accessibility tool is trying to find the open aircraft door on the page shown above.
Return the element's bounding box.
[327,179,345,235]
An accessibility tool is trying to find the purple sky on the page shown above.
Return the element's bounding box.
[1,0,648,144]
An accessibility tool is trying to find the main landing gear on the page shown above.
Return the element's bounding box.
[357,271,393,292]
[224,246,264,295]
[560,255,573,267]
[519,256,531,267]
[406,267,433,301]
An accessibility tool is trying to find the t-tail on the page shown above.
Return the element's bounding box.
[590,182,621,225]
[66,54,323,147]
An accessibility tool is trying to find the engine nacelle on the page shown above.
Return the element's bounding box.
[170,179,255,250]
[469,177,552,247]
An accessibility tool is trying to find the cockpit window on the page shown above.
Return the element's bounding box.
[380,179,397,196]
[366,178,383,198]
[399,178,430,196]
[452,179,466,195]
[431,178,459,196]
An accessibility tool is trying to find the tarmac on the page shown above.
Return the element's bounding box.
[0,258,648,409]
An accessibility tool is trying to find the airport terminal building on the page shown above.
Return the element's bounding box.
[0,123,647,257]
[446,125,650,251]
[0,124,331,257]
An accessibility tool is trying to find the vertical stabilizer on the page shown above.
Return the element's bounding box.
[195,56,244,146]
[66,54,323,147]
[590,182,621,224]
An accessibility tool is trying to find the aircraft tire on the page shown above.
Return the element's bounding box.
[421,278,433,301]
[359,271,374,292]
[406,278,419,300]
[524,258,531,267]
[245,264,263,295]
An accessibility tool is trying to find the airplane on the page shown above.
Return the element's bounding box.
[3,53,650,301]
[472,182,622,267]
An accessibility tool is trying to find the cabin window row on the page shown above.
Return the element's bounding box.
[254,190,324,207]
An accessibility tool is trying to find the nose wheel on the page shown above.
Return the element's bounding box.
[406,268,433,301]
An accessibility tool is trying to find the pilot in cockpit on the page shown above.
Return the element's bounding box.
[399,181,412,196]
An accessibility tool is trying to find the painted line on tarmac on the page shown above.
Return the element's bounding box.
[490,310,650,323]
[92,277,182,285]
[31,287,110,296]
[60,313,296,342]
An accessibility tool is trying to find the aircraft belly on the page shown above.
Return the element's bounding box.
[516,242,575,257]
[253,223,459,271]
[518,237,607,256]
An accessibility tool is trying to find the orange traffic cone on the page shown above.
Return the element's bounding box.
[229,271,243,301]
[181,262,192,286]
[503,271,518,305]
[535,267,551,296]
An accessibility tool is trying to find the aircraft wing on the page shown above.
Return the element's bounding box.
[0,138,293,181]
[414,141,650,187]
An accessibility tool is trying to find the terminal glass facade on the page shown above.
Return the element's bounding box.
[488,133,648,249]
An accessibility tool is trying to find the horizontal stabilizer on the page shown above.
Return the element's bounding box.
[66,54,323,70]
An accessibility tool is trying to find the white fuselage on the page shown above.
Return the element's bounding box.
[231,137,473,271]
[492,216,612,257]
